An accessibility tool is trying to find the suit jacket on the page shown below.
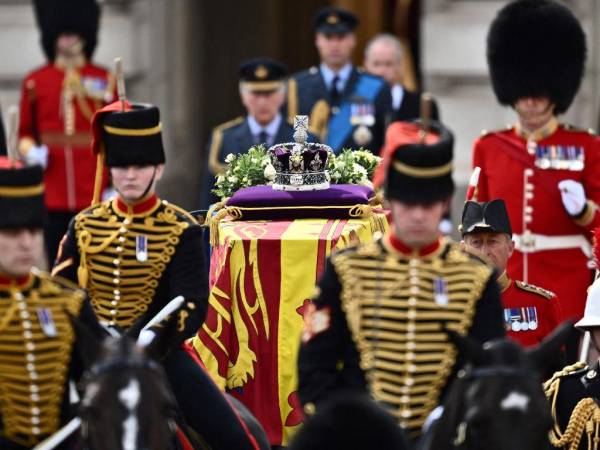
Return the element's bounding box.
[390,88,440,123]
[201,116,313,209]
[286,66,392,155]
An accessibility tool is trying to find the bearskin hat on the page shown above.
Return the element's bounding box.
[33,0,100,61]
[487,0,586,115]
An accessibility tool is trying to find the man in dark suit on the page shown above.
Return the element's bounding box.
[202,58,306,208]
[286,6,391,155]
[364,33,439,123]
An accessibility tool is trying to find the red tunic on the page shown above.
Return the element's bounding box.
[472,121,599,320]
[18,62,114,212]
[498,272,562,347]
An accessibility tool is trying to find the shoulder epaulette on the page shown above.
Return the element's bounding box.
[293,67,318,80]
[164,200,199,225]
[479,125,513,138]
[39,269,84,293]
[561,123,596,135]
[208,117,244,174]
[515,280,555,299]
[545,361,588,388]
[77,199,111,217]
[212,116,244,134]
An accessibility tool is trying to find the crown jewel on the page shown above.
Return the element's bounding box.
[268,115,332,191]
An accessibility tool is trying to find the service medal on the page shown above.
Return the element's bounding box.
[37,307,57,337]
[136,235,148,262]
[434,277,449,307]
[353,125,372,146]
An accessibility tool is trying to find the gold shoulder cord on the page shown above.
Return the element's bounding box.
[545,362,599,450]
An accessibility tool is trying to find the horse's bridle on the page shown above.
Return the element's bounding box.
[80,355,179,450]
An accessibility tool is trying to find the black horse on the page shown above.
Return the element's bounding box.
[419,323,572,450]
[34,313,270,450]
[79,336,204,450]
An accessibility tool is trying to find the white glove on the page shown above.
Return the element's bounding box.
[558,179,587,216]
[25,144,49,169]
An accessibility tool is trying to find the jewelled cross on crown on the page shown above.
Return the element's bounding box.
[293,115,309,144]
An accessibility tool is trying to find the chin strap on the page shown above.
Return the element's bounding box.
[114,166,157,203]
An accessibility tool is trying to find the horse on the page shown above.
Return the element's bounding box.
[78,336,202,450]
[33,309,270,450]
[418,322,572,450]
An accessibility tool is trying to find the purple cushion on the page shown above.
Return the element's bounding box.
[225,184,376,220]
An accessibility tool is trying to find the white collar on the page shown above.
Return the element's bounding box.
[320,63,353,91]
[391,84,405,110]
[247,113,282,140]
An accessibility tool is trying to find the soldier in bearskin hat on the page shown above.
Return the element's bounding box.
[18,0,115,267]
[298,119,505,440]
[0,160,103,450]
[52,101,264,449]
[460,198,563,348]
[473,0,597,361]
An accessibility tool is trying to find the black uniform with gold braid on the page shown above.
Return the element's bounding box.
[0,162,101,450]
[53,102,261,449]
[544,275,600,450]
[297,121,505,440]
[544,361,600,450]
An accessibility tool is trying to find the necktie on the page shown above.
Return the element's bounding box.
[258,130,269,146]
[330,75,340,105]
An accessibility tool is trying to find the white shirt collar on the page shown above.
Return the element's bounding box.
[320,63,353,92]
[391,84,405,110]
[247,113,282,145]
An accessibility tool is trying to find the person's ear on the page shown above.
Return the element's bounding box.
[154,164,165,181]
[507,235,515,256]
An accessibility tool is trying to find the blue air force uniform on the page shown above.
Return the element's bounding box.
[286,64,391,155]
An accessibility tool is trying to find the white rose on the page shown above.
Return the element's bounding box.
[228,176,238,183]
[264,163,277,180]
[353,163,368,177]
[358,178,373,188]
[225,153,235,163]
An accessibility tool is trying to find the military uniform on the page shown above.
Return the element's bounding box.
[461,199,563,348]
[202,58,318,208]
[498,272,562,347]
[19,0,114,265]
[298,120,505,440]
[0,272,98,450]
[53,101,261,449]
[545,362,600,450]
[287,66,390,155]
[203,116,307,208]
[473,123,598,323]
[476,0,594,326]
[286,7,392,155]
[0,163,101,450]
